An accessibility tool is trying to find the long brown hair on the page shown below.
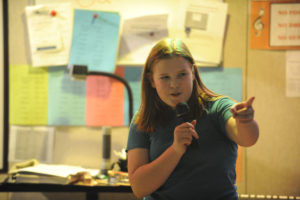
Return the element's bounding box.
[135,38,219,132]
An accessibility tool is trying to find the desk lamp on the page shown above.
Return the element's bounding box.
[69,65,133,175]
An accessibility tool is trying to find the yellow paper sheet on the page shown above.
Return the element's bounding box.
[9,65,48,125]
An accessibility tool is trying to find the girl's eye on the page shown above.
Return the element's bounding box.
[178,73,187,78]
[160,76,170,80]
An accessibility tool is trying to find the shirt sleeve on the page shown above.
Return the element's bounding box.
[213,97,236,135]
[126,123,150,152]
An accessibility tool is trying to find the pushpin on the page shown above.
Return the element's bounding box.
[92,13,98,23]
[185,27,191,38]
[50,10,56,17]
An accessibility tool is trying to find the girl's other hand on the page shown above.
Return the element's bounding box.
[172,120,198,155]
[230,96,255,123]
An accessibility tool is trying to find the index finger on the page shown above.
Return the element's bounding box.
[245,96,255,108]
[191,130,199,139]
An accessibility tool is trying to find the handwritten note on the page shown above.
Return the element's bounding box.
[69,9,120,72]
[9,65,48,125]
[25,3,73,67]
[48,67,86,125]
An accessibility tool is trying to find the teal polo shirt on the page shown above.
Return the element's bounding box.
[127,97,238,200]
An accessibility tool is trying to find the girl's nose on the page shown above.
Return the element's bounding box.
[170,79,179,88]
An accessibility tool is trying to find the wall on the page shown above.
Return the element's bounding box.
[247,49,300,194]
[246,1,300,195]
[225,0,300,195]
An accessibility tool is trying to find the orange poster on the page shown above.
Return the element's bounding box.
[250,0,300,49]
[86,68,125,126]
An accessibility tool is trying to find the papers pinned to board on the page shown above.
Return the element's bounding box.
[25,0,227,67]
[117,0,228,66]
[25,3,73,67]
[118,14,169,66]
[68,10,121,73]
[178,0,228,66]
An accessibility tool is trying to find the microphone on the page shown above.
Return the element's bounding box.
[175,102,198,148]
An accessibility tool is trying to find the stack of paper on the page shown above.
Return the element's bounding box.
[9,163,99,185]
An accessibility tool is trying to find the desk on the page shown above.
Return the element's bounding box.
[0,181,132,200]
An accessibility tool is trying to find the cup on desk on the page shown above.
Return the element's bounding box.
[117,158,127,172]
[110,158,127,172]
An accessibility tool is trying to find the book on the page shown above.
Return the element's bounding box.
[9,173,68,185]
[9,163,100,185]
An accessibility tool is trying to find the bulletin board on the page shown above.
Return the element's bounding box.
[5,0,244,171]
[5,0,250,195]
[8,0,236,128]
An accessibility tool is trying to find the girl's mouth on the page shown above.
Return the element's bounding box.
[171,92,181,97]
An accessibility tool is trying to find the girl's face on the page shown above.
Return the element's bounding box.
[149,56,195,109]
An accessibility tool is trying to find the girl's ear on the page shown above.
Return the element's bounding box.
[147,72,156,88]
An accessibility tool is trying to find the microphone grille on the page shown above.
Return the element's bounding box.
[175,102,189,118]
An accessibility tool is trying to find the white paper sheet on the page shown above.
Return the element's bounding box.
[25,3,73,67]
[174,0,228,65]
[270,3,300,47]
[286,51,300,97]
[9,126,55,163]
[118,14,169,65]
[14,163,99,178]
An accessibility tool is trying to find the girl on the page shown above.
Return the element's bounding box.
[126,38,259,200]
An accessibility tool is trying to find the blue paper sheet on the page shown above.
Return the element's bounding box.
[48,67,86,125]
[69,10,120,72]
[124,67,143,125]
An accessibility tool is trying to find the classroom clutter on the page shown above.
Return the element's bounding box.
[7,159,129,186]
